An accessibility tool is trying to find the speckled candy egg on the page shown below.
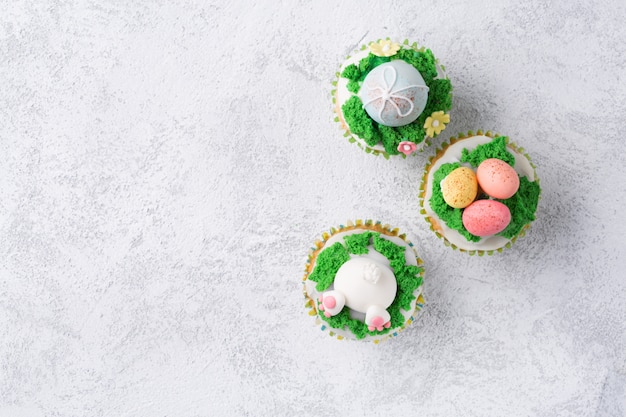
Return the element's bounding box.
[441,167,478,209]
[359,60,429,127]
[462,200,511,237]
[476,158,520,199]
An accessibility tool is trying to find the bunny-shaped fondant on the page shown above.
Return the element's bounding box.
[318,257,397,331]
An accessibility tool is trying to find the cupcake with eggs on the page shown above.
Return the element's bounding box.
[419,131,541,255]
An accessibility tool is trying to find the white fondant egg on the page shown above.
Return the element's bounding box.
[359,60,429,127]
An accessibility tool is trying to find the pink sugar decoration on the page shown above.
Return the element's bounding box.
[397,141,417,156]
[371,316,384,327]
[323,295,336,309]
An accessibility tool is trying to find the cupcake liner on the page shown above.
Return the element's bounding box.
[302,219,425,343]
[418,130,541,256]
[331,38,452,159]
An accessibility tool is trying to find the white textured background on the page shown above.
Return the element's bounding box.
[1,1,626,416]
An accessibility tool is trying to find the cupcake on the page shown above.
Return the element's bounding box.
[419,131,541,255]
[332,38,452,158]
[302,220,425,342]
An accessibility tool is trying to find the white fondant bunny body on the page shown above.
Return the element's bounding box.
[318,257,397,332]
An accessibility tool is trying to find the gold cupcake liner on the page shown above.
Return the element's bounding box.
[302,219,425,343]
[418,130,540,256]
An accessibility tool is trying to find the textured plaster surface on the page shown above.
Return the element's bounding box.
[1,1,626,416]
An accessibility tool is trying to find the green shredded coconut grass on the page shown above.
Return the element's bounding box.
[340,54,391,82]
[498,177,541,238]
[343,231,377,255]
[342,96,381,147]
[420,78,452,120]
[394,48,437,83]
[346,79,360,94]
[461,136,515,167]
[310,231,424,340]
[307,242,350,292]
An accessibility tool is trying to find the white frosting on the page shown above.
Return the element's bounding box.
[334,44,447,153]
[359,61,429,127]
[304,228,423,341]
[422,135,537,251]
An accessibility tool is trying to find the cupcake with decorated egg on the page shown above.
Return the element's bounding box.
[332,38,452,158]
[302,220,425,342]
[419,131,541,255]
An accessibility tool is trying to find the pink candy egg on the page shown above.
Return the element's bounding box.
[462,200,511,237]
[476,158,520,199]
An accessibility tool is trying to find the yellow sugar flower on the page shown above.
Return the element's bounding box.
[424,111,450,137]
[369,39,401,57]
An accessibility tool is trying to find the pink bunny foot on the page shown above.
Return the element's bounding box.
[317,291,345,317]
[367,316,391,331]
[319,295,336,317]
